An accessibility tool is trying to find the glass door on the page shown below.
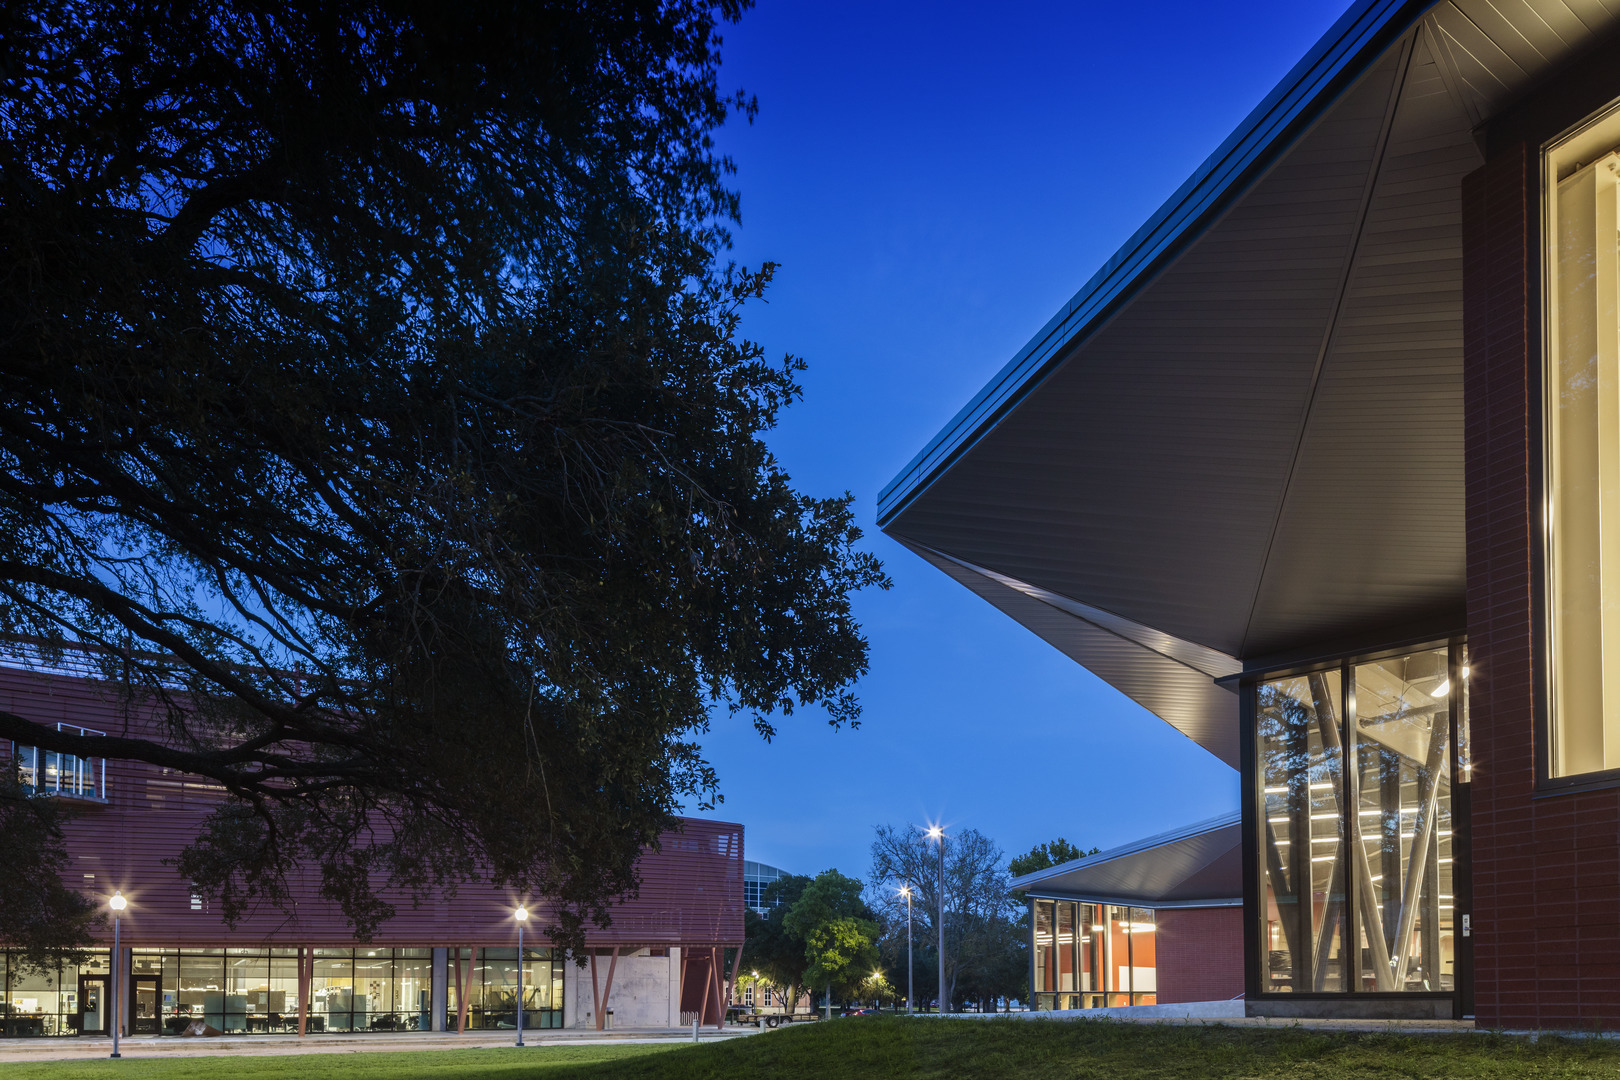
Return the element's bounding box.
[132,977,161,1035]
[79,977,108,1036]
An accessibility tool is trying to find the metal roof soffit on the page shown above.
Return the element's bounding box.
[877,0,1434,528]
[911,542,1241,681]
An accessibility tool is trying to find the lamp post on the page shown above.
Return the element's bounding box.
[928,826,946,1014]
[514,905,529,1047]
[899,884,914,1015]
[109,890,127,1058]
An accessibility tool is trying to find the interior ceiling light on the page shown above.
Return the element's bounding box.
[1431,678,1451,698]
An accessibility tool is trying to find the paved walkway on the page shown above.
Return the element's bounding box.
[0,1026,757,1062]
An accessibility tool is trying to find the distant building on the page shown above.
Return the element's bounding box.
[1015,816,1242,1010]
[0,647,744,1039]
[743,861,790,915]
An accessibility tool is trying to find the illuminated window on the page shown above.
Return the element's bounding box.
[1545,100,1620,777]
[12,724,106,799]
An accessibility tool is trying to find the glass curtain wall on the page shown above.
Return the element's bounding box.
[446,948,565,1030]
[1256,645,1463,995]
[0,952,102,1036]
[1029,903,1155,1010]
[130,948,430,1034]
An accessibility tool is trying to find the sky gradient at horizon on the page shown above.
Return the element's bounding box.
[686,0,1355,882]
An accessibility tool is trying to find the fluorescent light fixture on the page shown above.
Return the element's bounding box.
[1310,855,1336,862]
[1267,816,1289,824]
[1264,786,1288,794]
[1461,665,1470,678]
[1309,782,1334,791]
[1310,812,1338,820]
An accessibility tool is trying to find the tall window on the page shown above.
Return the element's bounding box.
[1255,645,1462,994]
[1028,900,1154,1010]
[1546,101,1620,777]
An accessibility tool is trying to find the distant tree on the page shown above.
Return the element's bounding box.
[869,824,1021,1010]
[743,874,812,1014]
[1009,838,1099,881]
[783,870,880,1009]
[0,0,888,955]
[1002,837,1098,1005]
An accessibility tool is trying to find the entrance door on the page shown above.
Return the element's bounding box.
[79,977,108,1036]
[131,977,161,1035]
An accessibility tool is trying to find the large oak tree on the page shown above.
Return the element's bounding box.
[0,0,885,959]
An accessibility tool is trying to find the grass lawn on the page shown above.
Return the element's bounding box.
[0,1044,676,1080]
[12,1016,1620,1080]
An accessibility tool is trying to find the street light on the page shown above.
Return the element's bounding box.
[514,905,529,1047]
[898,884,914,1015]
[927,826,946,1014]
[109,891,127,1059]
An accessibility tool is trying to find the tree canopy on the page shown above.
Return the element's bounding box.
[869,824,1021,1010]
[1009,838,1098,881]
[781,870,879,1001]
[743,874,812,1012]
[0,0,886,955]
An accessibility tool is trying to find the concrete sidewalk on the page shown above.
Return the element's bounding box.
[0,1025,756,1063]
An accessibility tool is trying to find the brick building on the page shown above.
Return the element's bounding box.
[0,652,743,1038]
[1017,816,1243,1009]
[880,0,1620,1026]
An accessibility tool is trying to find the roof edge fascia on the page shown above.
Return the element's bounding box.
[1020,891,1244,910]
[876,0,1434,528]
[1008,812,1241,890]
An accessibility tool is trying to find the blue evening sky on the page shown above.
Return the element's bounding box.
[689,0,1353,882]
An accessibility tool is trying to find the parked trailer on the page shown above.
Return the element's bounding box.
[738,1011,820,1028]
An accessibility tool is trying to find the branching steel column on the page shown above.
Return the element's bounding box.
[1393,721,1448,987]
[1308,677,1393,989]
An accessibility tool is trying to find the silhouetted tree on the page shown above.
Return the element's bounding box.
[0,0,886,954]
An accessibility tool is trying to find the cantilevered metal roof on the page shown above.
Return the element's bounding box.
[880,0,1620,769]
[1011,814,1243,909]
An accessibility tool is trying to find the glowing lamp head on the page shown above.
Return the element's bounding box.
[514,906,529,922]
[927,825,943,840]
[109,891,127,912]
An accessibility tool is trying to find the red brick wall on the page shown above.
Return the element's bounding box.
[1463,144,1620,1029]
[1155,907,1244,1004]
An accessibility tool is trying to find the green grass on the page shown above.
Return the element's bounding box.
[0,1044,675,1080]
[12,1016,1620,1080]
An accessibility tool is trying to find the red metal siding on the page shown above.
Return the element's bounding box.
[1155,907,1243,1004]
[0,665,743,950]
[1463,144,1620,1029]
